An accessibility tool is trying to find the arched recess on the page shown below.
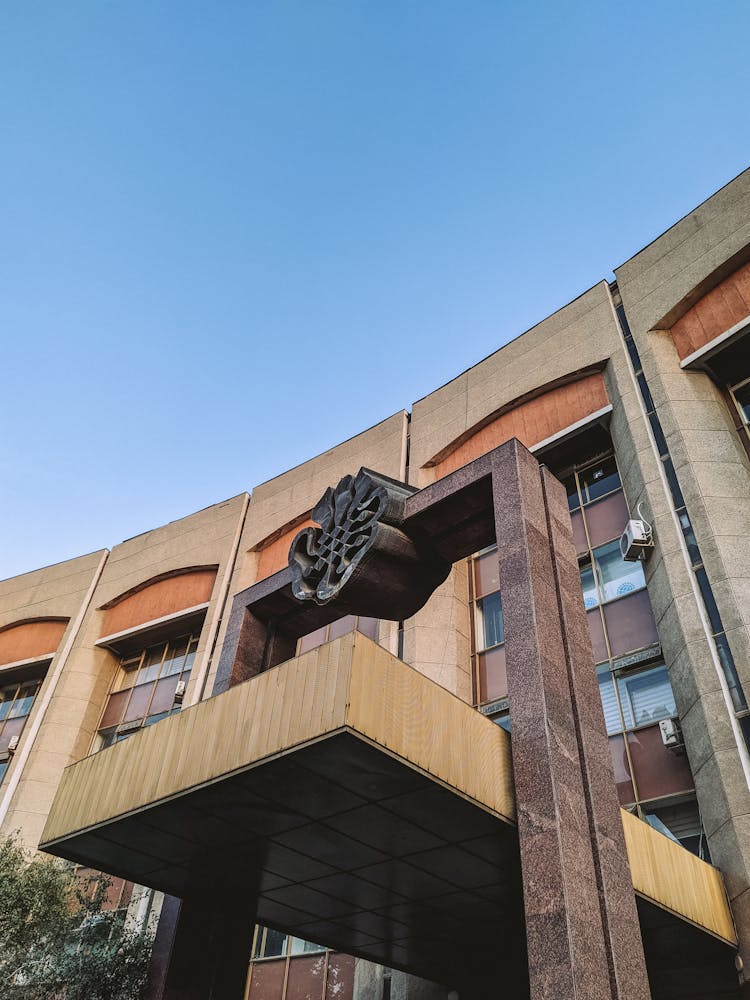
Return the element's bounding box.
[99,567,218,638]
[426,369,610,478]
[254,517,317,582]
[669,257,750,362]
[0,618,69,667]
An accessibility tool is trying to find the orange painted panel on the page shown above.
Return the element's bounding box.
[0,619,68,666]
[671,259,750,360]
[432,372,609,477]
[100,569,216,637]
[256,519,317,582]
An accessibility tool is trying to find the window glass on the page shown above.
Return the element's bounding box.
[562,473,580,512]
[643,799,706,858]
[0,679,42,775]
[138,645,164,685]
[258,928,287,959]
[617,666,676,728]
[476,593,504,649]
[733,381,750,426]
[162,639,188,677]
[98,634,196,749]
[491,712,511,733]
[473,550,500,598]
[580,562,598,610]
[477,646,507,703]
[594,540,646,602]
[144,712,169,727]
[579,456,621,504]
[597,666,622,735]
[8,684,38,719]
[289,937,324,956]
[297,617,381,654]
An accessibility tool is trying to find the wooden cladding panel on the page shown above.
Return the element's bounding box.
[671,259,750,360]
[0,619,68,666]
[622,809,736,945]
[100,569,217,637]
[431,372,609,477]
[256,519,317,582]
[42,633,515,846]
[348,636,515,821]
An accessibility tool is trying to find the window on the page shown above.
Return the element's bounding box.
[471,449,703,854]
[598,657,698,851]
[730,377,750,437]
[580,540,646,609]
[476,592,504,649]
[0,678,42,783]
[297,616,379,655]
[733,380,750,426]
[97,634,197,749]
[247,927,351,1000]
[575,455,622,506]
[597,664,676,736]
[252,926,325,960]
[565,454,658,662]
[470,549,506,707]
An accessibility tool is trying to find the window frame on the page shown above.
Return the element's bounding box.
[251,925,327,962]
[0,671,45,784]
[95,633,198,751]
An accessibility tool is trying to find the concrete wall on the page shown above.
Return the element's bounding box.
[0,550,107,847]
[616,168,750,964]
[0,496,249,849]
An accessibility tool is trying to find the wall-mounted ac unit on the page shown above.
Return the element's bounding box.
[659,717,685,754]
[0,735,20,764]
[174,680,186,704]
[620,518,654,562]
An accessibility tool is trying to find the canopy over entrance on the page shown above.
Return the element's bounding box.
[42,634,736,996]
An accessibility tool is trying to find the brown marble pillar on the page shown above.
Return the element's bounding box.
[539,465,652,998]
[492,440,651,1000]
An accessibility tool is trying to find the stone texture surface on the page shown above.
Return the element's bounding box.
[0,550,107,848]
[616,170,750,968]
[2,498,249,850]
[409,283,622,485]
[402,564,473,702]
[492,440,650,1000]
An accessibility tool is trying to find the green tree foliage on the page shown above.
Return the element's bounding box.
[0,835,154,1000]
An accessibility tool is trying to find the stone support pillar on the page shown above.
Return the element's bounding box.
[492,440,651,1000]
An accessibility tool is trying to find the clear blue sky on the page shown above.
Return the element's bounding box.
[2,2,748,580]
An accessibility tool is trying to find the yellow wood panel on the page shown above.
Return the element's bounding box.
[621,808,736,945]
[41,633,357,844]
[346,634,515,822]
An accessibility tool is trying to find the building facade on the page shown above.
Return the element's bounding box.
[3,169,750,999]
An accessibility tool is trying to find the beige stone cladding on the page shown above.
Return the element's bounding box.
[6,496,250,852]
[88,492,249,717]
[615,167,750,965]
[406,282,657,704]
[0,550,107,848]
[205,413,408,693]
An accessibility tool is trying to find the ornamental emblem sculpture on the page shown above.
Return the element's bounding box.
[288,468,450,619]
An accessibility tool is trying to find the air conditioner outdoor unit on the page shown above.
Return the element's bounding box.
[620,510,654,562]
[0,736,20,764]
[659,717,685,754]
[173,680,186,703]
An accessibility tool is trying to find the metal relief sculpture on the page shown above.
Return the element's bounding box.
[289,468,450,619]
